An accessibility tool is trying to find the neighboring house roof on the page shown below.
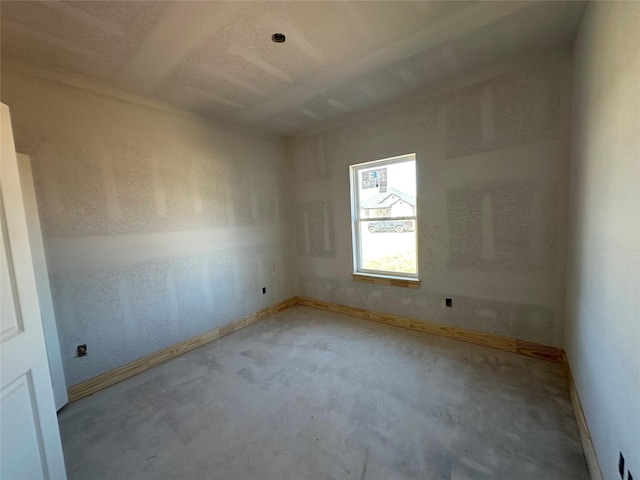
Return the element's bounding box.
[361,187,416,209]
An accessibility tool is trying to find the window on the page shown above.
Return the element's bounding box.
[350,154,418,283]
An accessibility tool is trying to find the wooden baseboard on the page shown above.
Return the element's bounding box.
[298,297,605,473]
[297,296,564,363]
[67,296,299,402]
[562,353,604,480]
[67,293,599,479]
[68,294,565,403]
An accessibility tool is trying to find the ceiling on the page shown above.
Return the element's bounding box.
[1,1,586,136]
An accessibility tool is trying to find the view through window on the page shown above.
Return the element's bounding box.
[350,154,417,277]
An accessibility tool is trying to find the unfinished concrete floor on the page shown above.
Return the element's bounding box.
[58,305,589,480]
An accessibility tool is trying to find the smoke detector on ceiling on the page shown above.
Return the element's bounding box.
[271,33,286,43]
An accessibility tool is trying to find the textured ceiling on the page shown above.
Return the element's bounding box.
[1,1,586,135]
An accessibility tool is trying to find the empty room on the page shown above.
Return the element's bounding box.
[0,1,638,479]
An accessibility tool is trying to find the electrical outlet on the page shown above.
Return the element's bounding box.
[77,344,87,357]
[445,298,452,308]
[262,287,266,294]
[619,452,625,478]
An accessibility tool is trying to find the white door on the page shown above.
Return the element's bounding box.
[0,103,67,479]
[17,153,68,411]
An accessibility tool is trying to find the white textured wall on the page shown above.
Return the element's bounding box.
[288,50,572,346]
[1,68,295,386]
[566,3,640,479]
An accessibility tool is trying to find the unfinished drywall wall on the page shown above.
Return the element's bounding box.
[288,50,572,346]
[1,67,295,387]
[566,3,640,480]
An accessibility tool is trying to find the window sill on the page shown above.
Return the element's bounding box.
[352,273,421,289]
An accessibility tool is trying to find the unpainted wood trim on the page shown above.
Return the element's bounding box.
[352,273,420,289]
[562,352,604,480]
[297,296,564,363]
[68,292,600,480]
[67,297,299,402]
[68,294,567,403]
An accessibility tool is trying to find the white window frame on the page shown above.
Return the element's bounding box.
[349,153,418,281]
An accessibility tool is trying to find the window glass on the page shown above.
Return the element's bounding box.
[351,154,417,277]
